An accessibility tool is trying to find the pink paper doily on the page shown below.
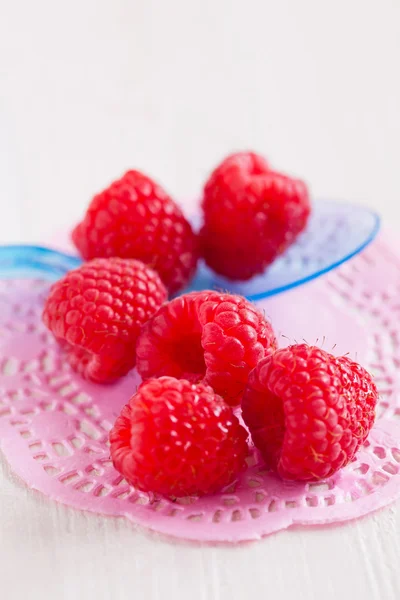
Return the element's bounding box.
[1,236,400,542]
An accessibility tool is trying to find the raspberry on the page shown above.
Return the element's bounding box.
[110,377,248,497]
[136,290,276,405]
[200,152,311,280]
[242,344,378,481]
[72,170,199,295]
[42,257,167,383]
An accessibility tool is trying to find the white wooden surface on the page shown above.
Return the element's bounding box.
[1,1,400,598]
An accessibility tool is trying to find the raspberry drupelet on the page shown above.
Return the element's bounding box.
[200,151,311,280]
[42,257,167,383]
[110,376,249,497]
[72,170,199,295]
[242,344,378,481]
[136,290,276,405]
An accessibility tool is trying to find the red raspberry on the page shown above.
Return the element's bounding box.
[110,376,248,497]
[72,170,198,295]
[136,290,276,406]
[200,152,311,280]
[42,257,167,383]
[242,344,378,481]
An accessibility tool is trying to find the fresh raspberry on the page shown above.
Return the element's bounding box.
[42,257,167,383]
[136,290,276,406]
[72,170,198,295]
[242,344,378,481]
[200,152,311,280]
[110,377,248,497]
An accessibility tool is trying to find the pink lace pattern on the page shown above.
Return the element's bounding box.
[0,237,400,542]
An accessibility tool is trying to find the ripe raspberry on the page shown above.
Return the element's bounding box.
[72,170,199,295]
[200,151,311,280]
[42,258,167,383]
[110,377,249,497]
[242,344,378,481]
[136,290,276,405]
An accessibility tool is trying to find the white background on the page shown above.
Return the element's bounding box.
[1,1,400,599]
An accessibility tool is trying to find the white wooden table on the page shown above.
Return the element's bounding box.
[1,2,400,598]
